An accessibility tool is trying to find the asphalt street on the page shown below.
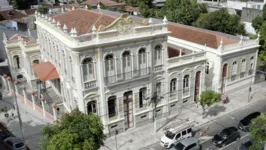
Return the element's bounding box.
[145,99,266,150]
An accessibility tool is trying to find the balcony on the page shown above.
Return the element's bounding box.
[104,67,150,85]
[84,80,97,90]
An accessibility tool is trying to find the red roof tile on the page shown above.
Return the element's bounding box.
[168,24,238,49]
[9,34,30,42]
[168,47,187,58]
[0,10,26,21]
[33,62,59,82]
[125,6,139,12]
[53,9,116,35]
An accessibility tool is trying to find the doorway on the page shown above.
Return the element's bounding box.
[221,64,228,94]
[124,91,134,130]
[194,71,201,102]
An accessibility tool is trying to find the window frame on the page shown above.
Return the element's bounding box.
[108,96,116,118]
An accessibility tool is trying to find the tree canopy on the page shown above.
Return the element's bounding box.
[194,9,245,35]
[139,0,207,26]
[200,90,221,108]
[250,113,266,150]
[40,108,104,150]
[37,5,49,14]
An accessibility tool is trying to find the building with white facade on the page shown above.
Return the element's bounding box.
[2,8,260,136]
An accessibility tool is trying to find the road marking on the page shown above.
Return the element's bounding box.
[220,133,250,150]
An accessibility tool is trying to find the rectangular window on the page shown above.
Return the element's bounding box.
[108,98,116,118]
[139,88,147,108]
[88,63,93,74]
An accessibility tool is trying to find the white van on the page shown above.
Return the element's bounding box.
[160,124,193,148]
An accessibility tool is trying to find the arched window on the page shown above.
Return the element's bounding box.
[13,55,20,69]
[82,58,94,81]
[122,51,131,68]
[108,96,116,118]
[249,56,254,75]
[206,62,209,74]
[69,56,74,80]
[139,48,147,75]
[87,100,97,114]
[139,48,146,66]
[156,82,161,96]
[105,54,114,72]
[170,78,177,97]
[240,59,246,78]
[155,45,162,64]
[183,75,189,94]
[231,61,237,81]
[33,59,39,64]
[139,87,147,108]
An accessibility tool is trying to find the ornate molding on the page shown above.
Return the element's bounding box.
[97,14,148,35]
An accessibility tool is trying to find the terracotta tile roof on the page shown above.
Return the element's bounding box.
[168,47,187,58]
[25,40,37,45]
[85,0,125,6]
[168,24,238,49]
[125,6,139,12]
[33,62,59,82]
[53,9,116,35]
[9,34,30,42]
[0,10,26,21]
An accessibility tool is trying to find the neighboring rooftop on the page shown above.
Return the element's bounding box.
[9,34,30,42]
[53,9,116,35]
[85,0,125,7]
[0,9,26,21]
[125,6,139,12]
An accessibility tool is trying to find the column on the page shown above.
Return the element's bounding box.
[97,48,108,133]
[7,77,11,93]
[41,96,46,117]
[22,85,27,104]
[31,92,36,110]
[52,103,57,121]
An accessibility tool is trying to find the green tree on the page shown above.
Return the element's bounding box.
[40,108,104,150]
[252,16,263,32]
[250,113,266,150]
[200,90,221,113]
[163,0,207,25]
[37,5,49,14]
[194,9,246,35]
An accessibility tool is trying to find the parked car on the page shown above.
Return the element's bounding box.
[0,130,13,141]
[3,137,25,150]
[238,140,252,150]
[238,112,260,132]
[160,125,193,148]
[212,126,240,148]
[170,137,201,150]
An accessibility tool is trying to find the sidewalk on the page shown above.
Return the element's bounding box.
[0,91,53,150]
[100,82,266,150]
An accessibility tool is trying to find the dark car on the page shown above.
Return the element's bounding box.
[0,130,12,141]
[238,112,260,132]
[212,126,240,148]
[238,140,252,150]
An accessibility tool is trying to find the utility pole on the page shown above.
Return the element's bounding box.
[115,129,118,150]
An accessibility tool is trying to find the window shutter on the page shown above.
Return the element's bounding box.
[119,97,123,118]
